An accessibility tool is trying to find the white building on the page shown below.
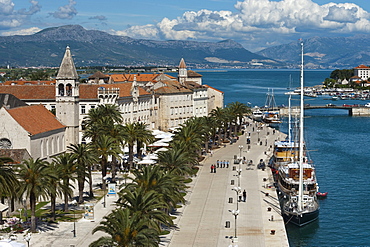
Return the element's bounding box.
[0,104,66,161]
[354,64,370,81]
[0,48,224,145]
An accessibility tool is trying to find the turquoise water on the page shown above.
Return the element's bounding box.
[198,70,370,247]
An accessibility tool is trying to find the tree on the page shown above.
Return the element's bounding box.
[17,158,56,232]
[48,162,64,221]
[157,146,197,176]
[52,153,76,212]
[93,135,121,190]
[117,187,173,231]
[134,122,155,160]
[121,122,151,170]
[68,143,98,203]
[90,208,160,247]
[125,165,185,211]
[0,156,18,199]
[227,101,249,134]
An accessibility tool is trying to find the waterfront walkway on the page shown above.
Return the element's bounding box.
[10,120,289,247]
[164,121,289,247]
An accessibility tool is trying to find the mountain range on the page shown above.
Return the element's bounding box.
[0,25,278,68]
[0,25,367,69]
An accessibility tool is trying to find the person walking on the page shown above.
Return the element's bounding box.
[217,160,220,168]
[211,164,214,173]
[226,160,229,168]
[243,189,247,202]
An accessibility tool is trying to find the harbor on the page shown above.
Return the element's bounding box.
[166,121,289,247]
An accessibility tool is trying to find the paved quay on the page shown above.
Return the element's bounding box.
[9,120,289,247]
[166,121,289,247]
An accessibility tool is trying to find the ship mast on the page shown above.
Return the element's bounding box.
[298,40,304,212]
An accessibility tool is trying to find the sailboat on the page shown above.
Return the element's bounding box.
[262,89,281,126]
[276,41,319,226]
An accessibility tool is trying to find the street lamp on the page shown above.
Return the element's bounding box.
[232,187,241,210]
[71,200,77,237]
[103,176,108,208]
[257,129,261,143]
[231,209,239,241]
[23,232,31,247]
[18,209,22,221]
[238,145,243,160]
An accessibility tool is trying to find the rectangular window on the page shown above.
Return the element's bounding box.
[81,105,86,114]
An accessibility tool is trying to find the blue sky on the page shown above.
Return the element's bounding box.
[4,0,370,51]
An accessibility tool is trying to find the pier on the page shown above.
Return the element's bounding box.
[165,121,289,247]
[278,105,370,116]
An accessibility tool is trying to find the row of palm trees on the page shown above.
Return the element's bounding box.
[89,102,250,246]
[0,101,250,243]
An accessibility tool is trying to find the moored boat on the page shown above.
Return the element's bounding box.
[276,40,319,227]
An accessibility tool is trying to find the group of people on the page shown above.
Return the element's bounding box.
[210,160,230,173]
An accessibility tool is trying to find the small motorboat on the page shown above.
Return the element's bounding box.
[317,192,328,199]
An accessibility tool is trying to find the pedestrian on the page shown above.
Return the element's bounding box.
[223,160,226,168]
[217,160,220,168]
[226,160,229,168]
[252,126,255,132]
[214,166,216,173]
[211,164,214,173]
[243,190,247,202]
[210,150,213,157]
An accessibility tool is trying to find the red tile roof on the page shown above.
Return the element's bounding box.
[354,65,370,69]
[80,83,150,99]
[0,83,150,100]
[110,73,160,82]
[3,80,55,85]
[204,84,224,94]
[0,85,55,100]
[7,104,65,135]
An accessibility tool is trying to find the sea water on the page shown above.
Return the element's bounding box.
[198,69,370,247]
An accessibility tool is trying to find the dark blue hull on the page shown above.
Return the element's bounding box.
[283,207,319,227]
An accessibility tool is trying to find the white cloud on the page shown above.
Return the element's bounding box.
[113,0,370,51]
[0,0,41,29]
[1,26,40,35]
[49,0,77,20]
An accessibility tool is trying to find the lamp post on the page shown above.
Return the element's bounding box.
[71,200,77,238]
[231,209,239,241]
[257,129,261,143]
[238,145,243,187]
[18,208,22,221]
[232,187,241,210]
[238,145,243,160]
[23,232,31,247]
[103,176,108,208]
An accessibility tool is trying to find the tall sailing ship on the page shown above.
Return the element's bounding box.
[275,41,320,226]
[262,89,281,126]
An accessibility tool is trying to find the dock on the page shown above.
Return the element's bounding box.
[165,121,289,247]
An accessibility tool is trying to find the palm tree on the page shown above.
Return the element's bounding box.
[209,107,228,144]
[93,135,121,190]
[52,153,76,212]
[0,156,18,198]
[125,165,185,210]
[121,123,137,170]
[117,187,173,231]
[68,143,98,203]
[48,162,64,221]
[0,156,18,222]
[157,146,197,176]
[90,208,160,247]
[227,101,250,134]
[134,122,155,160]
[17,158,56,232]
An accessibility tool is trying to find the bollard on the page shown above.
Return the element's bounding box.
[232,166,236,171]
[270,230,276,235]
[271,215,274,221]
[267,207,271,211]
[229,197,233,203]
[225,221,230,228]
[231,180,235,185]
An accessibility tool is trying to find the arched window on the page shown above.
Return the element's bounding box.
[58,84,65,96]
[0,138,12,149]
[66,84,72,96]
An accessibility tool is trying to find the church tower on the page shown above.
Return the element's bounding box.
[55,46,80,146]
[178,58,187,84]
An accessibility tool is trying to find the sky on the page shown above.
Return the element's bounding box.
[3,0,370,52]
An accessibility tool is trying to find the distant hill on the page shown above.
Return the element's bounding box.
[0,25,280,68]
[257,35,370,69]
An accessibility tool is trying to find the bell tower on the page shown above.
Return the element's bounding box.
[56,46,80,146]
[178,58,187,84]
